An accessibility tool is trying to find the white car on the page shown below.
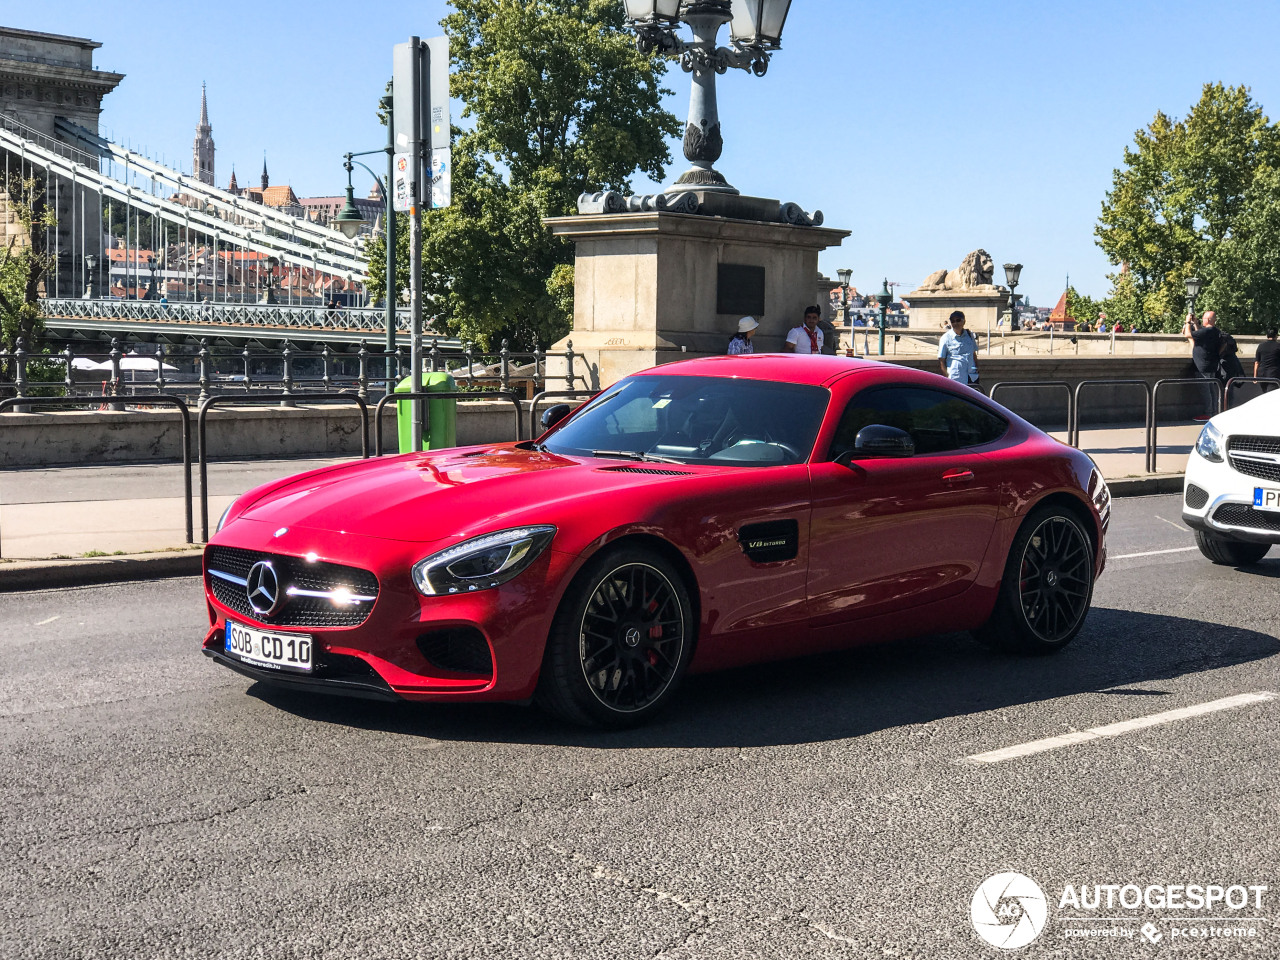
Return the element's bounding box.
[1183,389,1280,564]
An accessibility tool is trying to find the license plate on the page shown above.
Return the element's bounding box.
[225,620,313,673]
[1254,488,1280,512]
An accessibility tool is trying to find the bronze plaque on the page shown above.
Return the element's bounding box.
[717,263,765,316]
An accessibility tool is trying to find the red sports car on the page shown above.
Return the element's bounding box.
[203,355,1110,726]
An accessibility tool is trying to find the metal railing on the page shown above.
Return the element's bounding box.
[0,394,193,556]
[527,389,600,439]
[196,393,369,541]
[987,381,1074,433]
[1070,379,1152,458]
[373,391,525,456]
[0,336,587,404]
[40,298,415,334]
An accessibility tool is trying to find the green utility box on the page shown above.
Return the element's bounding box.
[395,372,457,451]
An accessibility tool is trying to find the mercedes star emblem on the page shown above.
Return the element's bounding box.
[245,561,282,616]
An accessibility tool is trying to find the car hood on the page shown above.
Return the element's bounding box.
[1214,388,1280,435]
[235,445,699,543]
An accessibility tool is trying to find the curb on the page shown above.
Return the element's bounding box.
[1106,474,1185,497]
[0,550,203,592]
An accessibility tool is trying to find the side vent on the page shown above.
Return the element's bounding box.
[737,519,799,563]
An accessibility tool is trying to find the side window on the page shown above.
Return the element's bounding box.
[830,386,1007,459]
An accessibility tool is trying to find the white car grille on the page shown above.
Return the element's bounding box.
[1227,435,1280,483]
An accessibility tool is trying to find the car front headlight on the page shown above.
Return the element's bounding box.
[215,499,238,533]
[412,525,556,596]
[1194,421,1224,463]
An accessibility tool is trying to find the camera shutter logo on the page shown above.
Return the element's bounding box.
[971,872,1048,949]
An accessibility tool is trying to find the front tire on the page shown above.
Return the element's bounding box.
[976,505,1095,655]
[1194,530,1271,565]
[535,546,694,727]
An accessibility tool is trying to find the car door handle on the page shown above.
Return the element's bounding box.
[942,468,974,483]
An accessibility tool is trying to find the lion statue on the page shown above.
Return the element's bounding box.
[917,249,998,291]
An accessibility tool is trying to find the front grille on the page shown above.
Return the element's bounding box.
[206,545,379,627]
[1228,435,1280,482]
[416,627,493,676]
[1185,483,1209,509]
[1211,503,1280,533]
[1231,435,1280,455]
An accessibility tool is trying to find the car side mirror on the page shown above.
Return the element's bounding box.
[853,424,915,458]
[540,403,572,431]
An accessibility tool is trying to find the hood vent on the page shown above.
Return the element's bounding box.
[598,465,692,476]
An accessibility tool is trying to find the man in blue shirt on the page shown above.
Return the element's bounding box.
[938,310,979,385]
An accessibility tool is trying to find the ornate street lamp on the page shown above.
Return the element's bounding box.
[836,267,852,326]
[1003,262,1023,332]
[83,253,97,299]
[1185,276,1201,319]
[261,255,279,305]
[333,154,367,240]
[622,0,793,195]
[875,277,893,356]
[144,255,158,301]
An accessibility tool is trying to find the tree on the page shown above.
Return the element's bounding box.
[1095,83,1280,332]
[366,0,680,350]
[0,174,55,351]
[1065,286,1101,329]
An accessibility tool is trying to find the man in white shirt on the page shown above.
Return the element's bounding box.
[784,306,824,354]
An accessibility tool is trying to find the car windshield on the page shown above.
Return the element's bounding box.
[542,375,829,466]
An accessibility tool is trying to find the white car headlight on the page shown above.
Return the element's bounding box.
[412,526,556,596]
[1194,421,1224,463]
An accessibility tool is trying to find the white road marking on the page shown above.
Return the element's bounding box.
[962,692,1277,764]
[35,615,60,626]
[1155,515,1192,533]
[1110,546,1198,560]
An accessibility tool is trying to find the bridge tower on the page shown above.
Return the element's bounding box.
[0,27,123,298]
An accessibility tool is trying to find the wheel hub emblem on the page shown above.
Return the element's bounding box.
[246,561,282,616]
[623,627,641,648]
[1045,570,1060,588]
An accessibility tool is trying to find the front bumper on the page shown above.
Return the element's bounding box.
[1182,448,1280,544]
[202,522,580,703]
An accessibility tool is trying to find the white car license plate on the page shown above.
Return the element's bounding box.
[225,620,313,673]
[1254,487,1280,513]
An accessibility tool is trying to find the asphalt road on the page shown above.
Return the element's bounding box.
[2,494,1277,959]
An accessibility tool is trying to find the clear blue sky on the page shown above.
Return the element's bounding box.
[13,1,1280,308]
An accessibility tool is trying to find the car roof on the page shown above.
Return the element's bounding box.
[632,354,893,388]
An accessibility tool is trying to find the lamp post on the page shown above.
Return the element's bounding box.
[338,117,399,382]
[261,255,279,304]
[144,255,158,301]
[875,277,892,356]
[622,0,792,194]
[1185,276,1201,320]
[837,267,852,326]
[1003,262,1023,332]
[83,253,97,299]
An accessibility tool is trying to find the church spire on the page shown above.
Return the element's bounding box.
[261,153,269,190]
[193,82,215,186]
[199,82,209,129]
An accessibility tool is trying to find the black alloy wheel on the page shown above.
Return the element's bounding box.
[536,546,693,727]
[977,506,1095,654]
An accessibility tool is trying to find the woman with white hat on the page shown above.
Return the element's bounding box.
[727,316,759,355]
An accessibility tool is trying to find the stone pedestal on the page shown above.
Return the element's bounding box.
[0,28,124,298]
[905,288,1010,334]
[545,211,849,389]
